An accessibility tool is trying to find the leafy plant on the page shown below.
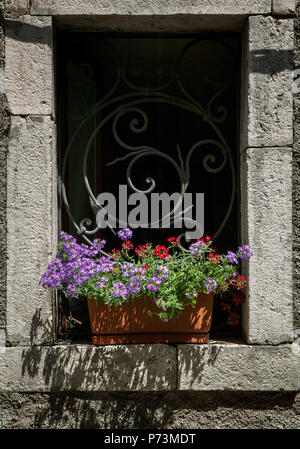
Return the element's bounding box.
[40,229,253,323]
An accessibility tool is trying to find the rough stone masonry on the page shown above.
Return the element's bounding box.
[0,0,299,430]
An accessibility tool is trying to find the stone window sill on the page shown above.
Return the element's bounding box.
[0,340,299,393]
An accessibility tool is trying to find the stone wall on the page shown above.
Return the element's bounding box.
[294,1,300,332]
[4,2,56,346]
[0,0,9,349]
[0,391,300,429]
[0,0,299,430]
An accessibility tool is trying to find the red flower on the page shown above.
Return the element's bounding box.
[227,311,240,326]
[231,274,247,290]
[220,281,230,292]
[122,240,133,251]
[220,301,232,312]
[111,249,121,260]
[195,236,211,244]
[135,243,151,258]
[232,291,245,306]
[167,237,179,245]
[154,245,170,260]
[207,253,221,263]
[142,264,150,270]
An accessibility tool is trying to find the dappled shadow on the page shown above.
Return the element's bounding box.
[29,307,54,344]
[1,390,299,429]
[20,295,230,428]
[5,19,51,45]
[21,303,177,426]
[32,391,176,429]
[178,344,222,388]
[22,343,176,391]
[21,306,55,379]
[21,342,177,428]
[19,298,225,428]
[250,49,294,74]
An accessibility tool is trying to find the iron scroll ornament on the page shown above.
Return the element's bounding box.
[61,37,237,252]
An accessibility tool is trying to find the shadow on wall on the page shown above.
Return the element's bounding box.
[2,389,299,429]
[178,344,221,389]
[4,18,294,75]
[250,49,294,74]
[20,342,177,428]
[21,301,222,389]
[5,19,52,45]
[31,392,178,429]
[21,342,172,390]
[30,390,299,429]
[20,308,175,428]
[19,307,225,428]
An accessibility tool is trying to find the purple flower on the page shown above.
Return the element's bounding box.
[39,257,65,288]
[66,284,79,298]
[147,277,162,292]
[88,238,106,257]
[128,276,142,294]
[96,277,109,289]
[121,262,136,277]
[226,251,239,265]
[92,238,106,249]
[205,277,217,293]
[134,267,146,280]
[111,282,128,297]
[117,228,133,241]
[40,232,112,296]
[156,265,169,280]
[59,231,77,244]
[237,244,253,260]
[189,240,206,256]
[97,256,115,272]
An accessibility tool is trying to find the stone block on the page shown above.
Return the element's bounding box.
[272,0,296,15]
[0,329,6,353]
[0,344,298,392]
[241,16,294,149]
[0,345,177,391]
[6,115,56,345]
[5,0,29,16]
[178,343,300,391]
[30,0,271,16]
[0,95,9,330]
[5,15,53,115]
[241,147,293,344]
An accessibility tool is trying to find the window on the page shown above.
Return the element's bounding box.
[57,32,241,340]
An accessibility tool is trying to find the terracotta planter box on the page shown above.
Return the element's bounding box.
[87,293,214,345]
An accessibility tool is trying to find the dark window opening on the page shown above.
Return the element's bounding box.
[56,32,241,342]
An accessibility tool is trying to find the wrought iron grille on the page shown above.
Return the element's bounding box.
[58,34,240,250]
[57,33,241,339]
